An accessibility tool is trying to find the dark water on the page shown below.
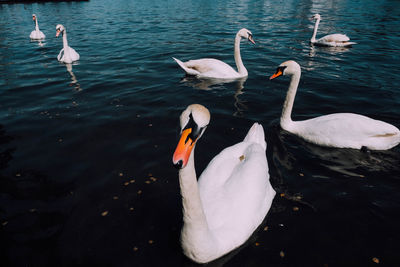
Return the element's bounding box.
[1,0,400,266]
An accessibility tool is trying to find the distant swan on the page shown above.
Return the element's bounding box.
[173,28,255,79]
[270,60,400,150]
[310,14,356,47]
[172,104,275,263]
[56,24,80,63]
[30,14,45,40]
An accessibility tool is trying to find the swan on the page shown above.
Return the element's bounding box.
[56,24,80,63]
[30,14,45,40]
[172,104,276,263]
[269,60,400,150]
[173,28,255,79]
[310,14,356,47]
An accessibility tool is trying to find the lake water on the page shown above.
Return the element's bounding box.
[1,0,400,266]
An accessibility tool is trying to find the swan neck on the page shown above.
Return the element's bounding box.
[281,71,300,128]
[179,147,209,230]
[62,30,69,48]
[311,18,320,43]
[234,34,247,76]
[178,147,216,261]
[35,19,39,31]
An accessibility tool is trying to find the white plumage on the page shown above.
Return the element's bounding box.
[30,14,45,40]
[173,28,255,79]
[56,24,80,64]
[172,104,275,263]
[270,60,400,150]
[310,14,356,47]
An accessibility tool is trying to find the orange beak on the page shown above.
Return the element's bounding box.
[173,128,196,169]
[56,29,60,38]
[270,69,283,80]
[249,36,255,45]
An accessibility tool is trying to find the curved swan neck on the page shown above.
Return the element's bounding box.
[311,18,320,43]
[234,34,247,76]
[62,30,69,49]
[179,146,216,260]
[281,70,301,128]
[35,19,39,31]
[179,148,208,228]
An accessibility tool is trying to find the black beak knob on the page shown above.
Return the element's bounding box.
[173,160,183,169]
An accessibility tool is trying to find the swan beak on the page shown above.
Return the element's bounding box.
[173,128,196,169]
[248,35,255,45]
[270,69,283,80]
[56,30,61,38]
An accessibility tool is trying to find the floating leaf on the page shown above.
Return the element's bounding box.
[101,211,109,217]
[372,257,379,264]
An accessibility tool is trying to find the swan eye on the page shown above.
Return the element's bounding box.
[182,113,204,144]
[277,66,287,74]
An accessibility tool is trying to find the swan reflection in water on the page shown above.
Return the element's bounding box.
[269,123,400,179]
[65,63,81,91]
[309,44,352,58]
[179,76,247,117]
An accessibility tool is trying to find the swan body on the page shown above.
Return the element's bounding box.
[172,104,275,263]
[270,60,400,150]
[310,14,356,47]
[56,24,80,64]
[173,28,255,79]
[30,14,45,40]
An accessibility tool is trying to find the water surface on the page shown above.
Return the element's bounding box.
[1,0,400,266]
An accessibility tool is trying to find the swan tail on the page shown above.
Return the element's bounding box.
[172,57,200,76]
[243,123,266,150]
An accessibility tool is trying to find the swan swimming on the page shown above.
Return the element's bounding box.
[270,60,400,150]
[172,104,275,263]
[173,28,255,79]
[56,24,80,64]
[30,14,45,40]
[310,14,356,47]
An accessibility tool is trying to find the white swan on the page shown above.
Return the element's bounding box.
[56,24,80,63]
[172,104,275,263]
[30,14,45,40]
[270,60,400,150]
[173,28,255,79]
[310,14,356,47]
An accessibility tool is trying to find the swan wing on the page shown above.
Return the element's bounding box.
[68,47,80,61]
[294,113,400,149]
[315,34,356,46]
[57,48,65,61]
[30,30,45,40]
[174,58,240,79]
[318,33,350,42]
[198,123,275,243]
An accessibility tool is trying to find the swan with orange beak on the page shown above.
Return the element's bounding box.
[55,24,80,63]
[172,104,275,263]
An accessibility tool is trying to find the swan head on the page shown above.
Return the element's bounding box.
[312,14,321,20]
[238,28,255,44]
[32,14,37,21]
[56,24,65,37]
[173,104,210,169]
[270,60,301,79]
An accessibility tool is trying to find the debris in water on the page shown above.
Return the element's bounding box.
[372,257,380,264]
[101,211,109,217]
